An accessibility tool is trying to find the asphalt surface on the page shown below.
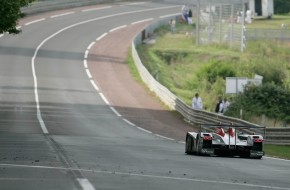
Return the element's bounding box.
[0,1,290,190]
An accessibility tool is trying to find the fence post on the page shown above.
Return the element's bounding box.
[219,4,222,44]
[230,3,234,48]
[196,0,200,46]
[240,0,246,52]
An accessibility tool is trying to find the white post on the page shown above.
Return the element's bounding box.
[196,0,200,46]
[241,0,246,52]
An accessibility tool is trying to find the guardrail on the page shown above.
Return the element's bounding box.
[131,16,290,145]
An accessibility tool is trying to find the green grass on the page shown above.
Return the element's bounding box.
[248,15,290,29]
[126,47,142,83]
[264,145,290,160]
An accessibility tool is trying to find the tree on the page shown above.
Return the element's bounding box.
[225,83,290,125]
[0,0,36,34]
[274,0,290,14]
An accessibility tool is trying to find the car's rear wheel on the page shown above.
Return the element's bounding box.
[185,135,192,154]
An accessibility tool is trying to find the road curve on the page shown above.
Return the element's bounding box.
[0,1,289,190]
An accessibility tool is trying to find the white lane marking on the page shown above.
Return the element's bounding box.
[109,25,127,33]
[25,18,45,26]
[178,141,185,144]
[32,42,49,134]
[31,5,179,135]
[127,2,146,5]
[137,127,152,134]
[131,18,153,25]
[83,59,88,68]
[16,26,22,30]
[90,80,99,91]
[84,50,89,59]
[114,171,290,190]
[50,12,75,18]
[264,156,290,162]
[96,33,107,41]
[85,69,92,78]
[81,6,112,12]
[155,134,174,141]
[123,118,136,126]
[110,107,121,117]
[2,163,289,190]
[87,41,95,50]
[0,34,3,38]
[160,13,180,18]
[0,163,69,170]
[77,178,96,190]
[99,93,110,105]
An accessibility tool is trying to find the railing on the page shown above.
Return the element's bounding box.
[245,28,290,43]
[132,15,290,145]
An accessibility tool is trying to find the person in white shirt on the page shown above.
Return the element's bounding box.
[223,97,231,113]
[192,93,203,110]
[215,97,224,114]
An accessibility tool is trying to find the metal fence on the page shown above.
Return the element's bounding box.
[195,0,249,51]
[246,28,290,42]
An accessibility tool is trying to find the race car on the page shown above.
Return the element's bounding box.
[185,124,265,159]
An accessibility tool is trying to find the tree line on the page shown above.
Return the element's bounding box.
[274,0,290,14]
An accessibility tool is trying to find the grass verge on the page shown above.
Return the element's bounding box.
[264,145,290,160]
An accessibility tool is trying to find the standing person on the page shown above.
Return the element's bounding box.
[215,97,224,114]
[192,93,203,110]
[188,9,193,24]
[181,4,189,23]
[223,97,231,113]
[169,19,176,34]
[236,11,241,23]
[246,9,252,24]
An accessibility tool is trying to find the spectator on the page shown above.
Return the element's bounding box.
[181,4,189,23]
[245,9,252,24]
[192,93,203,110]
[215,97,224,114]
[169,19,176,34]
[236,11,242,23]
[223,97,231,113]
[188,9,193,24]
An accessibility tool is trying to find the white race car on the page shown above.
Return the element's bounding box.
[185,124,265,159]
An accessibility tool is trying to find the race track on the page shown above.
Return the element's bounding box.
[0,1,289,190]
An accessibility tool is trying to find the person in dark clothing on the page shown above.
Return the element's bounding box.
[181,4,189,23]
[188,9,193,24]
[215,97,224,114]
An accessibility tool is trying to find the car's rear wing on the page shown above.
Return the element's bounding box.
[198,123,266,139]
